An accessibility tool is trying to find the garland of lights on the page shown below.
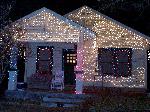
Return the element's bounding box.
[13,9,94,42]
[67,6,150,88]
[6,6,150,88]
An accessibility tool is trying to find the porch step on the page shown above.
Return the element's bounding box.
[5,90,92,100]
[45,93,91,99]
[42,94,86,108]
[43,97,84,104]
[5,90,93,108]
[42,93,91,108]
[41,102,79,108]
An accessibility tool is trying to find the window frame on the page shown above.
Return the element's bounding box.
[98,48,132,77]
[36,46,53,73]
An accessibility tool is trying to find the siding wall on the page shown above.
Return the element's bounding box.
[24,36,149,89]
[67,6,150,88]
[83,39,148,88]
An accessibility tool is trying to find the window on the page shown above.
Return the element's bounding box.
[98,48,132,77]
[66,53,77,64]
[63,49,77,66]
[37,46,53,73]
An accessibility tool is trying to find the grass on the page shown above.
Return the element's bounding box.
[1,97,150,112]
[87,95,150,112]
[0,98,44,112]
[0,97,81,112]
[1,92,150,112]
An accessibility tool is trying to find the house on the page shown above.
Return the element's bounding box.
[8,6,150,94]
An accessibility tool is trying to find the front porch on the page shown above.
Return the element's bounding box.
[24,42,77,90]
[7,7,95,93]
[8,41,83,93]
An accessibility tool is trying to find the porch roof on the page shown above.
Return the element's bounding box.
[12,7,95,42]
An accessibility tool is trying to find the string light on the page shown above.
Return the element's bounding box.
[4,6,150,89]
[12,8,94,42]
[67,6,150,88]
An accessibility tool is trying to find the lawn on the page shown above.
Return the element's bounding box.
[87,95,150,112]
[0,94,150,112]
[0,97,81,112]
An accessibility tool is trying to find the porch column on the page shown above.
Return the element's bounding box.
[75,31,84,94]
[52,47,62,75]
[8,45,18,90]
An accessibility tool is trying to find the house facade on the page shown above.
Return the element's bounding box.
[65,6,150,89]
[8,6,150,93]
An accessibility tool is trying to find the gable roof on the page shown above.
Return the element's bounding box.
[15,7,95,36]
[65,6,150,41]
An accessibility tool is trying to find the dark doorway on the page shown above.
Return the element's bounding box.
[63,49,77,85]
[17,47,25,82]
[147,50,150,92]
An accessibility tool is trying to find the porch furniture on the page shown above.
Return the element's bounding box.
[28,71,52,89]
[51,71,64,90]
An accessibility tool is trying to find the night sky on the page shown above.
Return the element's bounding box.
[5,0,150,36]
[9,0,91,20]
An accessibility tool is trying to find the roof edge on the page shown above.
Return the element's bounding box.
[13,7,95,37]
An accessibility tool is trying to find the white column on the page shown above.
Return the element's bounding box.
[8,45,18,90]
[52,47,62,75]
[25,43,36,78]
[75,31,84,94]
[8,71,17,90]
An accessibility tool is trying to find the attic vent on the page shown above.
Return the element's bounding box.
[85,19,93,26]
[81,12,91,16]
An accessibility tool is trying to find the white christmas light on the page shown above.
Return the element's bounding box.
[67,6,150,88]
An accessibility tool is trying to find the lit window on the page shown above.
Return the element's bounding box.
[66,53,77,64]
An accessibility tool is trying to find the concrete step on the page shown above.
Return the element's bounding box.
[41,102,79,108]
[46,93,91,100]
[5,90,94,101]
[43,97,84,104]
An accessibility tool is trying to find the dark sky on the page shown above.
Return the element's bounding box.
[9,0,94,20]
[6,0,150,36]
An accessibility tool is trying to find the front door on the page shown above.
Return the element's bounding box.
[63,49,77,85]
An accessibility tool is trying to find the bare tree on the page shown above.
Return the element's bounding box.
[0,0,16,29]
[0,0,16,75]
